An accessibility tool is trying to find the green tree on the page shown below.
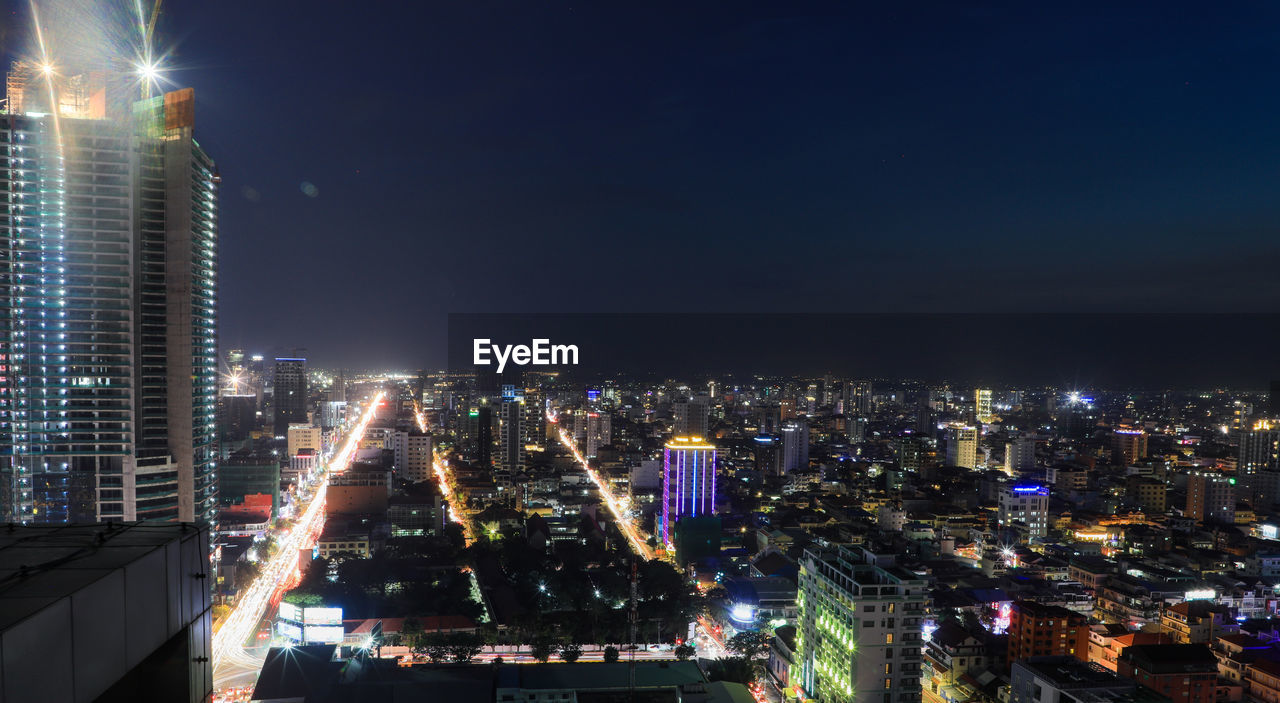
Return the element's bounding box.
[559,643,582,663]
[706,656,755,685]
[447,633,484,663]
[530,638,556,663]
[401,617,423,648]
[416,633,451,663]
[674,643,696,661]
[603,645,620,663]
[726,630,772,659]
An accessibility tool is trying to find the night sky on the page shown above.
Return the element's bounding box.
[9,2,1280,370]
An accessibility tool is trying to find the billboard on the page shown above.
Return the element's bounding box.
[278,602,300,622]
[304,625,345,644]
[277,621,303,641]
[303,606,343,625]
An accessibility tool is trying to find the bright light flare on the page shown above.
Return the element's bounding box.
[136,60,162,82]
[40,63,54,76]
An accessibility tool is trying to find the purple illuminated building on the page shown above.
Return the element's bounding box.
[660,437,717,545]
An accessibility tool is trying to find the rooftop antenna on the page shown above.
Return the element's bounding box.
[629,556,638,702]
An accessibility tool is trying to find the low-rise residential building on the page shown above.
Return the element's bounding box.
[1088,628,1169,673]
[1117,644,1217,703]
[1245,659,1280,703]
[924,620,1005,703]
[1007,601,1089,663]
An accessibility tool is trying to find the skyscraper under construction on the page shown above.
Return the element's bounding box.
[0,62,218,525]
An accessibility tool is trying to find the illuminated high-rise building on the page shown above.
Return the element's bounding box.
[497,385,525,476]
[843,380,873,417]
[1239,420,1280,509]
[1005,435,1036,475]
[794,545,927,703]
[672,395,710,438]
[585,411,611,457]
[897,436,925,473]
[944,424,979,469]
[520,387,545,451]
[1186,471,1235,525]
[998,484,1049,541]
[781,419,809,473]
[659,437,716,545]
[1239,421,1280,477]
[0,64,218,524]
[272,357,308,436]
[1111,428,1148,467]
[974,388,993,424]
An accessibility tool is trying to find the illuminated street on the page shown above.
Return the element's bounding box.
[550,416,655,560]
[433,452,476,545]
[212,391,385,692]
[416,398,476,544]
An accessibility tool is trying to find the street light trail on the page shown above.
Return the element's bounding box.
[549,414,655,560]
[212,390,385,687]
[411,400,474,543]
[432,451,475,544]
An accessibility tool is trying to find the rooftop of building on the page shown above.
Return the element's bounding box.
[723,575,799,604]
[0,522,206,632]
[1064,686,1173,703]
[251,645,340,701]
[1218,633,1271,650]
[496,661,707,691]
[1248,659,1280,678]
[252,658,734,703]
[1012,600,1087,619]
[1016,656,1134,689]
[1119,644,1218,674]
[1166,600,1230,617]
[931,620,985,649]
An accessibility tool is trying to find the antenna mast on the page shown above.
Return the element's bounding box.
[629,557,638,701]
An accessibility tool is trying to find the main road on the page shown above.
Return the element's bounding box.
[549,415,656,560]
[212,390,385,692]
[413,399,475,545]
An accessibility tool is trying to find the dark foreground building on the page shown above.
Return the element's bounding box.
[0,523,212,702]
[251,656,753,703]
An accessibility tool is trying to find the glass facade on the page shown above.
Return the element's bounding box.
[0,81,218,526]
[0,114,135,523]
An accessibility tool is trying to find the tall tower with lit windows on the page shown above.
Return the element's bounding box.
[0,64,218,525]
[659,436,716,545]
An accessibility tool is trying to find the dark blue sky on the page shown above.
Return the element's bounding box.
[11,2,1280,369]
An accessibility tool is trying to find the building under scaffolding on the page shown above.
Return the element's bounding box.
[2,59,133,120]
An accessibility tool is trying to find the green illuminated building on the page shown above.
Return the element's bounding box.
[794,546,928,703]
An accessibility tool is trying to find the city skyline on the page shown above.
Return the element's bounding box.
[7,4,1280,703]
